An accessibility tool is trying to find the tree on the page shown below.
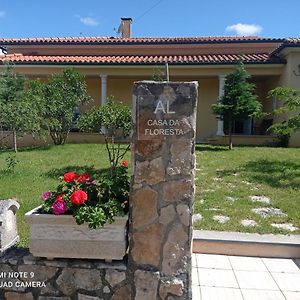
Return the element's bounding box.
[0,64,44,152]
[29,68,92,145]
[212,62,262,149]
[268,87,300,147]
[77,98,131,174]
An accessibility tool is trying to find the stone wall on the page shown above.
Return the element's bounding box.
[129,81,198,300]
[0,249,130,300]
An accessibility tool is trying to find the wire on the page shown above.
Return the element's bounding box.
[135,0,165,23]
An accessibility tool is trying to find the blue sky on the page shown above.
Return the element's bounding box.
[0,0,299,38]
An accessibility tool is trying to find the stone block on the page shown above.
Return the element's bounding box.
[134,270,159,300]
[177,204,190,227]
[5,292,33,300]
[18,265,58,283]
[135,139,163,157]
[159,205,176,226]
[0,200,20,254]
[56,268,102,296]
[162,180,193,203]
[132,187,158,228]
[135,157,165,185]
[112,284,131,300]
[159,278,184,299]
[132,223,164,267]
[162,225,189,275]
[105,270,126,287]
[77,294,102,300]
[167,140,193,176]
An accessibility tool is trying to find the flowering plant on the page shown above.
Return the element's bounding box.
[40,161,129,229]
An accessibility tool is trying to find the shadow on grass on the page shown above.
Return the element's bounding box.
[217,159,300,189]
[195,145,228,152]
[44,165,111,179]
[0,145,54,154]
[243,159,300,189]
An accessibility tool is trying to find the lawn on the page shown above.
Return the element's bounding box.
[0,144,299,247]
[194,145,300,235]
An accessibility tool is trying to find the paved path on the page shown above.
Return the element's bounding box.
[192,253,300,300]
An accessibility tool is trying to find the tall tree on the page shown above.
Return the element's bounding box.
[212,62,262,149]
[268,87,300,147]
[0,64,43,152]
[29,68,92,145]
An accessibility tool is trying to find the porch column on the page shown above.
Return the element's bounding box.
[216,75,226,136]
[100,74,108,106]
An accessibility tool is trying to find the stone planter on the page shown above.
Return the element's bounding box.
[25,206,128,261]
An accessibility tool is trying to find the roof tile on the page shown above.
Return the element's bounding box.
[0,53,284,65]
[0,36,284,45]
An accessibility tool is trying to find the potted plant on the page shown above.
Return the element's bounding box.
[25,98,131,260]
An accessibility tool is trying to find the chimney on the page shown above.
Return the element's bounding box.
[119,17,132,38]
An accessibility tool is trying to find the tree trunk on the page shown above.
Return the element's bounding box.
[228,119,233,150]
[50,131,68,145]
[13,129,18,153]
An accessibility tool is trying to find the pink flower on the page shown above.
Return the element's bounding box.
[52,200,67,215]
[86,180,97,185]
[40,191,52,201]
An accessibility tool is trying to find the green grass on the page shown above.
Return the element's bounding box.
[194,145,300,235]
[0,144,299,247]
[0,144,130,247]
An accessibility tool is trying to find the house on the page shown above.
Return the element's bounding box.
[1,18,300,147]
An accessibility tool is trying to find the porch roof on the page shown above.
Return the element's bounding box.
[0,53,285,66]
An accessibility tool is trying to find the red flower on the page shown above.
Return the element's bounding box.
[77,172,90,182]
[122,160,128,167]
[55,194,64,202]
[70,190,88,205]
[63,172,78,183]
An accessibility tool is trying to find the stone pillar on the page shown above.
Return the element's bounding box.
[100,74,108,106]
[216,75,226,136]
[130,81,198,300]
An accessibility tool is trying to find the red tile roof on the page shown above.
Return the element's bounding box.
[0,53,284,65]
[0,36,284,45]
[269,38,300,56]
[285,38,300,44]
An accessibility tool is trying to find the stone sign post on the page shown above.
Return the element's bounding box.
[130,81,198,300]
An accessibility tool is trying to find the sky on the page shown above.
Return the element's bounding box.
[0,0,299,39]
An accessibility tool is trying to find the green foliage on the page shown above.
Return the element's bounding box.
[0,64,44,151]
[268,87,300,147]
[27,68,92,145]
[151,66,165,81]
[212,61,262,149]
[78,98,131,172]
[4,153,19,173]
[41,165,129,229]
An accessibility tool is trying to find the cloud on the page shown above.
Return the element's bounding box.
[226,23,262,36]
[0,10,6,18]
[79,16,99,27]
